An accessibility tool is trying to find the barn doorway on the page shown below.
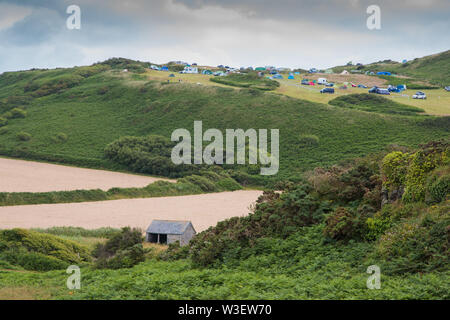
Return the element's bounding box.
[149,233,158,243]
[159,234,167,244]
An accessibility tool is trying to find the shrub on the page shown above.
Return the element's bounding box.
[93,227,145,269]
[374,200,449,274]
[0,117,7,127]
[17,131,32,141]
[0,249,67,271]
[8,107,27,119]
[298,134,319,147]
[425,167,450,203]
[52,132,68,143]
[323,207,368,241]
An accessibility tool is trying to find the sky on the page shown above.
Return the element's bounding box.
[0,0,449,73]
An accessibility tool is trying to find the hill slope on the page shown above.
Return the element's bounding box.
[0,62,448,183]
[332,50,450,87]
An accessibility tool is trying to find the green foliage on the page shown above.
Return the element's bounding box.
[298,134,319,147]
[381,151,410,190]
[0,117,7,127]
[374,200,449,274]
[329,93,425,115]
[104,135,200,178]
[0,229,91,271]
[52,132,68,143]
[425,167,450,203]
[7,107,27,119]
[16,131,32,141]
[93,227,145,269]
[210,73,280,91]
[33,227,120,239]
[324,207,368,241]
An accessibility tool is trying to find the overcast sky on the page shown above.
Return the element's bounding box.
[0,0,449,72]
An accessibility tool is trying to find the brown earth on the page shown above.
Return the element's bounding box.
[0,190,262,232]
[0,157,171,192]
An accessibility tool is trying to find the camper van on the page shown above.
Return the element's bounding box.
[317,78,327,85]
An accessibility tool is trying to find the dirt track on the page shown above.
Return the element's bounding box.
[0,157,170,192]
[0,191,262,232]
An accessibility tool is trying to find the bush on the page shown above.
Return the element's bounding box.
[425,168,450,204]
[0,117,7,127]
[0,249,67,271]
[8,108,27,119]
[298,134,319,147]
[374,200,449,274]
[17,131,32,141]
[323,207,368,241]
[93,227,145,269]
[52,132,68,143]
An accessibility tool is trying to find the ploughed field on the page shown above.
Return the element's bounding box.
[0,190,262,232]
[0,157,170,192]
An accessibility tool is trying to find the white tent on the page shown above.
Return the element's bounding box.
[341,70,349,75]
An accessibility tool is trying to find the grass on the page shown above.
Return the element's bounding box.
[0,225,448,300]
[0,65,448,183]
[0,174,242,207]
[329,93,425,115]
[332,50,450,87]
[274,76,450,116]
[210,73,280,90]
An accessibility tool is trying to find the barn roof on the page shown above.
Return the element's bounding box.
[146,220,194,235]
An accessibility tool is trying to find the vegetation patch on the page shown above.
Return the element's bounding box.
[329,93,425,115]
[210,73,280,91]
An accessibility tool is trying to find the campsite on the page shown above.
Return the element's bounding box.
[0,1,449,303]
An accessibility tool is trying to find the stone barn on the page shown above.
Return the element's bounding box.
[146,220,196,246]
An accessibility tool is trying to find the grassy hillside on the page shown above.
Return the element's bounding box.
[0,142,448,299]
[329,93,425,115]
[0,62,448,184]
[332,50,450,88]
[210,73,280,90]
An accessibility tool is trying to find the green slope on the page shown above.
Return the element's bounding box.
[332,50,450,87]
[0,63,448,183]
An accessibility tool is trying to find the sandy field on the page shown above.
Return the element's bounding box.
[0,190,262,232]
[0,157,170,192]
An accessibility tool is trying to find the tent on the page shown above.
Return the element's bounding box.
[288,74,295,80]
[340,70,349,75]
[377,71,391,76]
[325,69,333,74]
[169,74,175,77]
[161,66,169,71]
[294,72,300,75]
[272,74,283,79]
[202,70,213,75]
[255,67,265,71]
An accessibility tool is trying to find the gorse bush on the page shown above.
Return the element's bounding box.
[93,227,145,269]
[17,131,32,141]
[104,135,202,178]
[0,229,91,271]
[298,134,319,147]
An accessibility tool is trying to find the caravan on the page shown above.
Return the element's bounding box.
[317,78,327,85]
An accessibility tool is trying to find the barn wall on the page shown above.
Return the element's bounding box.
[167,234,181,245]
[181,225,196,246]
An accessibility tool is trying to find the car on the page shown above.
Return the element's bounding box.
[377,89,390,95]
[445,86,450,92]
[320,88,335,94]
[358,84,367,88]
[301,79,309,85]
[412,91,427,99]
[368,86,379,93]
[325,83,334,87]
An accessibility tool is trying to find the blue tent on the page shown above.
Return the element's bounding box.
[161,66,169,71]
[377,71,391,76]
[288,74,295,80]
[272,74,283,79]
[294,72,300,75]
[169,74,175,77]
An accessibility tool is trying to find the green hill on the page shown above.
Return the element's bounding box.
[329,93,425,115]
[0,61,448,184]
[332,50,450,88]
